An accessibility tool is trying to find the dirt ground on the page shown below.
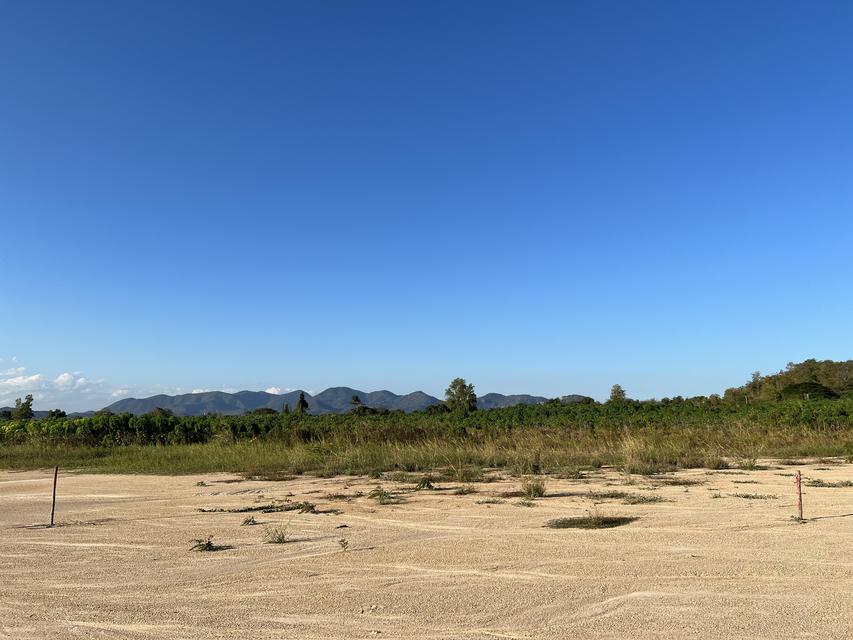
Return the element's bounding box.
[1,460,852,639]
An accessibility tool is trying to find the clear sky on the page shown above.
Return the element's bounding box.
[2,1,852,411]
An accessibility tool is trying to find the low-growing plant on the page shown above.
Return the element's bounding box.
[285,501,317,514]
[588,490,630,500]
[240,471,297,482]
[622,493,666,504]
[475,497,504,504]
[338,538,349,551]
[737,458,767,470]
[521,478,547,499]
[805,479,853,488]
[730,492,777,500]
[241,516,258,526]
[190,535,221,551]
[415,476,435,490]
[368,486,399,505]
[515,499,536,507]
[196,480,208,487]
[703,453,729,470]
[385,471,409,483]
[546,509,637,529]
[453,485,477,495]
[652,477,704,486]
[263,525,291,544]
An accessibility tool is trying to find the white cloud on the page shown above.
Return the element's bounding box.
[0,364,129,411]
[0,362,301,412]
[0,373,45,390]
[54,372,76,389]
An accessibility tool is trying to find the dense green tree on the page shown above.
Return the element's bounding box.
[11,395,34,420]
[780,381,839,400]
[445,378,477,413]
[295,392,309,414]
[47,409,67,419]
[608,384,627,403]
[351,395,362,409]
[248,407,278,415]
[281,403,290,414]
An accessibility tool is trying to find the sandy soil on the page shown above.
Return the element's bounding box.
[1,460,852,639]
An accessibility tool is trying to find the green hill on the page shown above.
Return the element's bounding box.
[724,359,853,402]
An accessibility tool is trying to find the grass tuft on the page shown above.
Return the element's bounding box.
[190,535,225,551]
[805,479,853,488]
[521,478,547,499]
[546,512,638,529]
[263,525,291,544]
[368,486,401,505]
[415,476,435,490]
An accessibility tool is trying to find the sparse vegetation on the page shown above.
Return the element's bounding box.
[415,476,435,490]
[738,458,761,471]
[198,500,316,514]
[652,477,704,487]
[325,491,362,500]
[241,516,258,526]
[475,498,504,504]
[453,485,477,495]
[622,493,667,504]
[805,479,853,488]
[368,486,400,505]
[521,478,546,499]
[730,492,777,500]
[190,535,223,551]
[546,510,637,529]
[263,525,291,544]
[515,499,536,507]
[588,490,630,500]
[589,490,666,504]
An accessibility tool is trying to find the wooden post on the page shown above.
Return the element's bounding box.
[50,466,58,527]
[795,470,803,520]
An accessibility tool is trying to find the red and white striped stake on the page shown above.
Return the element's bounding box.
[795,470,803,520]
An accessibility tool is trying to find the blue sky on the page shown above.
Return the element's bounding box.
[2,1,852,411]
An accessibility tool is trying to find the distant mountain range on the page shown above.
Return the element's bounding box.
[1,388,592,418]
[98,387,582,416]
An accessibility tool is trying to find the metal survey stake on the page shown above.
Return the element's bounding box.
[795,470,803,520]
[50,466,58,527]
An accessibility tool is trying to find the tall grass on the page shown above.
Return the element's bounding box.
[1,419,851,476]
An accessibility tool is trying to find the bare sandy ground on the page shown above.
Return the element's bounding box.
[1,460,852,639]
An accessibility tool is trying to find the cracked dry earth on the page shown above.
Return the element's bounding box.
[1,461,852,639]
